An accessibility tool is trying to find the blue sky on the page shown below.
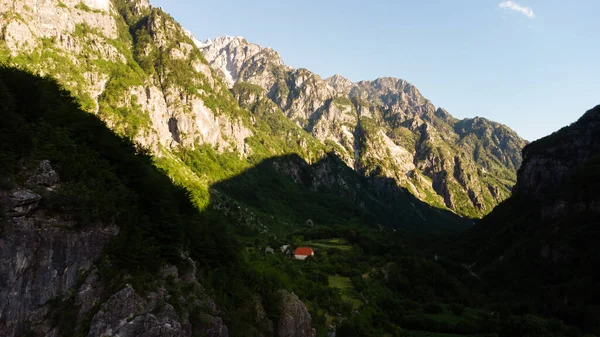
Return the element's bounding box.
[152,0,599,141]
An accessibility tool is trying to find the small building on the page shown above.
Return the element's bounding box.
[293,247,314,260]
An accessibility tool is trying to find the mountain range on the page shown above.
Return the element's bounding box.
[199,35,527,218]
[0,0,526,220]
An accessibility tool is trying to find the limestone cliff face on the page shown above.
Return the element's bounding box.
[200,37,527,217]
[0,161,116,337]
[0,0,251,154]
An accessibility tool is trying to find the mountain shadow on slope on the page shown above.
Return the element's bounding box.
[451,105,600,334]
[0,64,470,337]
[0,66,279,336]
[210,152,472,234]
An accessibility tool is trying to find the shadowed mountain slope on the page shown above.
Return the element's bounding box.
[210,153,472,235]
[454,105,600,334]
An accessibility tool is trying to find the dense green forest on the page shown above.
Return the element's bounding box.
[0,66,595,337]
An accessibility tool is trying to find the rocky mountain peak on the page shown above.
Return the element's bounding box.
[351,77,426,107]
[199,36,285,88]
[198,35,246,49]
[375,77,423,98]
[324,74,353,94]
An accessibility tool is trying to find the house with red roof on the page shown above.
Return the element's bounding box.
[293,247,314,260]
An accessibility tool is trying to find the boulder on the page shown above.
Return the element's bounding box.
[8,189,41,216]
[277,291,315,337]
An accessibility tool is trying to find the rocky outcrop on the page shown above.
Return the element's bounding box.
[324,74,353,95]
[87,285,186,337]
[0,0,117,50]
[0,161,119,337]
[6,189,41,216]
[84,258,229,337]
[277,291,316,337]
[0,160,229,337]
[122,84,251,153]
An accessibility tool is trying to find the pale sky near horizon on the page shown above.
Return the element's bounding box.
[152,0,599,141]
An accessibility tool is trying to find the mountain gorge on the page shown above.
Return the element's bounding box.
[200,36,527,217]
[3,0,598,337]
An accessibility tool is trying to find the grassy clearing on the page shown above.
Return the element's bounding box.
[311,242,352,251]
[310,238,352,251]
[328,275,361,309]
[343,294,362,310]
[329,275,352,289]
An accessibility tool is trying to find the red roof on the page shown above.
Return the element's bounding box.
[294,247,314,256]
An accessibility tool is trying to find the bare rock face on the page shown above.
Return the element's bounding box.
[0,0,118,47]
[6,189,41,216]
[1,1,253,158]
[0,205,119,337]
[5,255,230,337]
[27,160,60,187]
[87,285,186,337]
[190,313,229,337]
[277,291,316,337]
[0,160,115,337]
[85,258,229,337]
[198,36,267,88]
[253,297,274,337]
